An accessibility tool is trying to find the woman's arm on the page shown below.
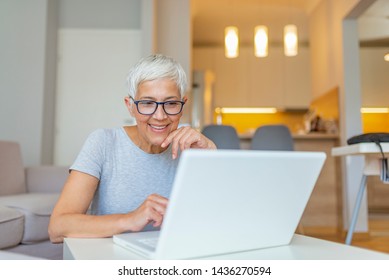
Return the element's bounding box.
[48,170,168,243]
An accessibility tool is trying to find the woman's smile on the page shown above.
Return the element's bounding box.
[149,124,169,131]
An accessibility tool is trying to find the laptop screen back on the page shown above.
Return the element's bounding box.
[152,149,326,259]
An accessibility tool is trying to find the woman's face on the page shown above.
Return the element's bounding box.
[126,78,185,153]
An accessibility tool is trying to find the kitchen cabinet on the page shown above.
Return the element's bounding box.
[247,47,284,108]
[193,47,249,107]
[193,45,311,109]
[283,47,312,109]
[293,135,340,231]
[214,48,250,107]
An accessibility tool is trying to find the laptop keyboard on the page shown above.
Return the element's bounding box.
[138,237,158,248]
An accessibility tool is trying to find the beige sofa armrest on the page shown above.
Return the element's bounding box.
[25,166,69,193]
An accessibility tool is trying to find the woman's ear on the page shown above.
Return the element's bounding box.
[124,96,135,117]
[182,95,188,103]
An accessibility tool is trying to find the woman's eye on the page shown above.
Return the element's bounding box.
[165,101,181,107]
[140,101,155,107]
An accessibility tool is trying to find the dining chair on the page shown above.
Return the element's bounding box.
[201,124,241,149]
[250,125,294,151]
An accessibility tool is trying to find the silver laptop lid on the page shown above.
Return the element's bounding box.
[154,149,326,259]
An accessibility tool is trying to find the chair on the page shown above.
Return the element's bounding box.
[250,125,294,151]
[201,125,241,149]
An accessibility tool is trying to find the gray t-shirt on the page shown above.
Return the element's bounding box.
[70,127,178,216]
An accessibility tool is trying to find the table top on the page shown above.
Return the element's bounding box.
[331,143,389,157]
[63,234,389,260]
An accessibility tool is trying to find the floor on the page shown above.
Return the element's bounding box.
[303,214,389,254]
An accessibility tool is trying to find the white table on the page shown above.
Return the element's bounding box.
[332,142,389,245]
[63,234,389,260]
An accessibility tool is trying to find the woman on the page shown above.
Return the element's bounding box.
[49,54,216,243]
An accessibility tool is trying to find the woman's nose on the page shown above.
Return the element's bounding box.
[152,104,167,119]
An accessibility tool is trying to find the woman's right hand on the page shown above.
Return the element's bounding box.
[127,194,169,232]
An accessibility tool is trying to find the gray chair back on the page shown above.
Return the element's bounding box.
[251,125,294,151]
[202,125,241,149]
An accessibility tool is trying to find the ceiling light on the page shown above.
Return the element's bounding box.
[360,107,389,113]
[284,24,298,57]
[224,24,299,58]
[225,26,239,58]
[385,53,389,62]
[218,107,278,114]
[254,25,268,57]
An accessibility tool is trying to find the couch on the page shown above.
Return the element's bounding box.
[0,140,69,259]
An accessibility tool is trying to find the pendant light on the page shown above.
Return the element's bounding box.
[225,26,239,58]
[284,24,298,56]
[254,25,268,57]
[385,53,389,62]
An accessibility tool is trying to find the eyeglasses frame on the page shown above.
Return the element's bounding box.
[129,96,185,116]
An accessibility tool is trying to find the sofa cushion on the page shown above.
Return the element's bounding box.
[0,205,24,249]
[0,193,59,243]
[0,141,27,195]
[26,165,69,193]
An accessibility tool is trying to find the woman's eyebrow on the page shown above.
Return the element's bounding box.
[137,96,181,101]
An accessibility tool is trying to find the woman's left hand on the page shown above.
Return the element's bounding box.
[161,126,216,159]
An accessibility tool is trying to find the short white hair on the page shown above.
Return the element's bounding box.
[126,54,187,98]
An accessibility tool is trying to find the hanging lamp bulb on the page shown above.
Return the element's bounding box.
[254,25,268,57]
[284,24,298,56]
[225,26,239,58]
[384,53,389,62]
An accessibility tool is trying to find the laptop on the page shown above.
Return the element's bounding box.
[113,149,326,259]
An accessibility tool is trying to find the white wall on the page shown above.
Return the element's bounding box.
[309,0,377,233]
[360,47,389,107]
[53,0,143,165]
[58,0,141,29]
[155,0,192,124]
[54,29,141,165]
[156,0,191,89]
[359,16,389,41]
[0,0,56,166]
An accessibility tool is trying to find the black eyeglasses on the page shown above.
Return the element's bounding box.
[130,96,185,115]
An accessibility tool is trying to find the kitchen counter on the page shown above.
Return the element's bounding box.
[292,133,339,140]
